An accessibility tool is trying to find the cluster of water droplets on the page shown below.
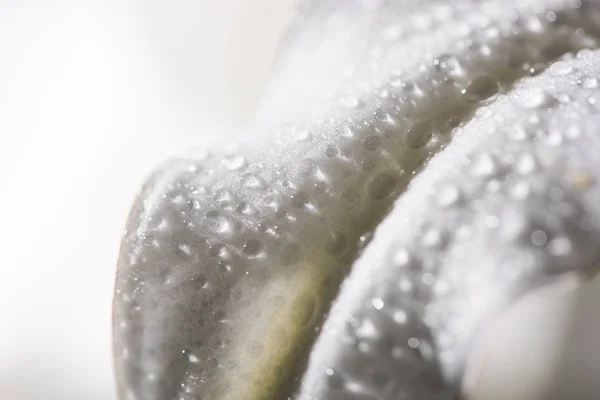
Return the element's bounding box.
[298,48,600,400]
[112,1,600,400]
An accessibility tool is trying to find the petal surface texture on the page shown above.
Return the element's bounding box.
[113,1,600,399]
[298,50,600,400]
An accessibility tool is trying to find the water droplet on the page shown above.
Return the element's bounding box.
[223,156,247,171]
[511,180,531,199]
[548,237,572,256]
[281,243,302,265]
[246,341,264,357]
[484,215,500,228]
[463,75,499,102]
[393,249,411,267]
[434,54,462,75]
[422,229,442,248]
[511,87,549,109]
[549,61,572,76]
[340,96,361,109]
[516,153,536,174]
[368,172,398,200]
[405,121,433,149]
[241,173,265,189]
[325,144,339,158]
[582,77,598,89]
[242,239,262,256]
[378,88,390,99]
[475,106,493,120]
[436,185,460,207]
[408,338,420,348]
[382,24,403,40]
[393,310,408,324]
[531,230,548,246]
[470,152,497,177]
[214,189,234,206]
[363,135,381,151]
[293,129,312,142]
[205,210,231,233]
[188,199,201,210]
[371,298,384,310]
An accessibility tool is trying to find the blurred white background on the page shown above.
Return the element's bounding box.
[0,1,294,398]
[0,1,599,399]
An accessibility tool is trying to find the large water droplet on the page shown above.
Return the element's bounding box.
[242,239,262,257]
[548,61,573,76]
[205,210,231,233]
[511,86,550,109]
[223,155,248,171]
[363,135,381,151]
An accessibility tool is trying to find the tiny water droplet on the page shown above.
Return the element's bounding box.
[223,156,247,171]
[340,96,361,109]
[582,77,598,89]
[241,173,265,189]
[549,61,572,76]
[516,153,536,174]
[531,230,548,246]
[475,107,493,120]
[371,298,384,310]
[393,249,411,267]
[470,152,497,177]
[293,129,312,141]
[548,237,572,256]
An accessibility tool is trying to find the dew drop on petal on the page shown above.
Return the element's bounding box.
[223,155,248,171]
